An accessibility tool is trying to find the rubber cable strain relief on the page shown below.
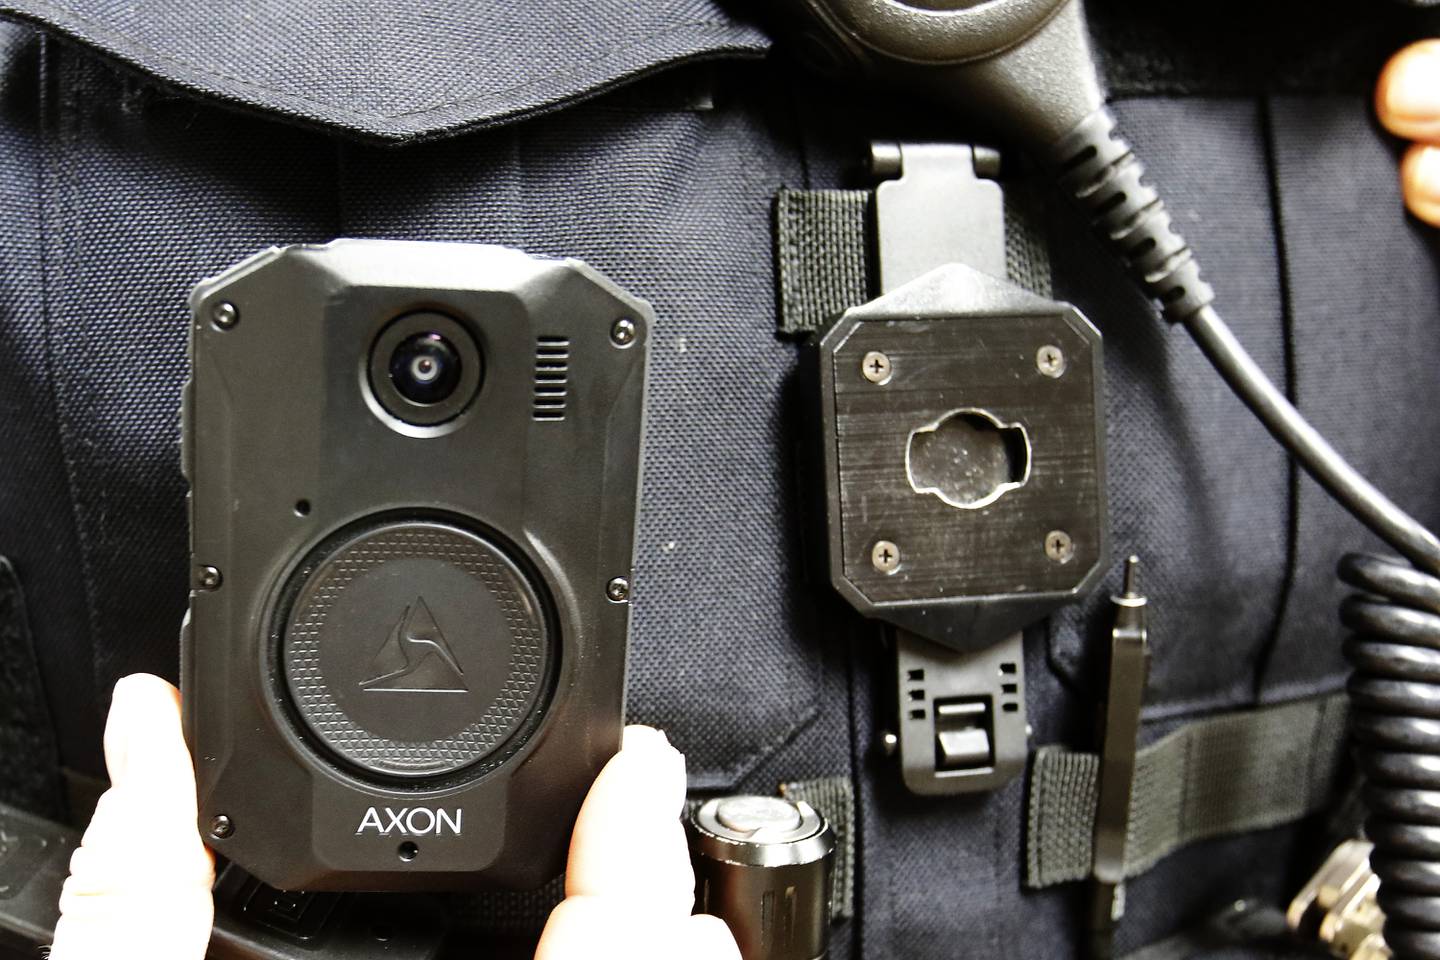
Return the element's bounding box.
[1049,108,1216,325]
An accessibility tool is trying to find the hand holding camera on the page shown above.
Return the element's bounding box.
[49,676,739,960]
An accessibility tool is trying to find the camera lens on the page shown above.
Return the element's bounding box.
[389,332,462,405]
[368,312,482,433]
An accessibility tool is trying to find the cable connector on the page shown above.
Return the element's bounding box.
[1288,840,1391,960]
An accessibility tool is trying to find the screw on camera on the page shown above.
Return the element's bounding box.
[211,301,239,331]
[606,576,631,603]
[610,317,637,348]
[197,565,223,590]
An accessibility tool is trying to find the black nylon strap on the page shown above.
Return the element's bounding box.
[774,189,871,337]
[1004,186,1053,298]
[774,176,1054,336]
[781,775,856,921]
[1026,693,1348,889]
[0,557,64,820]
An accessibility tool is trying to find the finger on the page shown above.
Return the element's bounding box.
[50,674,215,960]
[103,674,198,817]
[73,675,208,868]
[535,898,740,960]
[684,913,744,960]
[1402,142,1440,227]
[1377,40,1440,142]
[562,725,694,915]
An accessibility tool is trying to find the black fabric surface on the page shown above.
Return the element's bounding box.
[0,24,99,778]
[1085,0,1440,97]
[1262,96,1440,701]
[0,0,1425,151]
[0,0,767,142]
[0,557,63,819]
[32,41,341,736]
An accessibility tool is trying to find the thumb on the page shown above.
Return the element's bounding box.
[561,725,694,913]
[50,674,215,960]
[535,727,740,960]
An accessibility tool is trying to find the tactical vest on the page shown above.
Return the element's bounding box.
[2,1,1439,957]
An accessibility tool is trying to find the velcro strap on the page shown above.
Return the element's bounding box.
[774,180,1054,336]
[1025,693,1348,888]
[781,775,856,921]
[774,189,872,336]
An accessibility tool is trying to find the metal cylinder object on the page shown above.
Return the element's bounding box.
[688,795,836,960]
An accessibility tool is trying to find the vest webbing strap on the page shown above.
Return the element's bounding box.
[774,189,871,337]
[781,775,855,921]
[773,177,1054,337]
[1026,692,1348,889]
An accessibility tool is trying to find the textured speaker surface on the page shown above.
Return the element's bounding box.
[280,519,551,780]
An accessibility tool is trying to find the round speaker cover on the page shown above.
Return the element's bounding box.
[280,519,552,780]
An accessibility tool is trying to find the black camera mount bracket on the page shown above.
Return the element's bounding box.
[808,143,1106,794]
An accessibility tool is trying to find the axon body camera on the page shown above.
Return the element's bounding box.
[181,240,649,891]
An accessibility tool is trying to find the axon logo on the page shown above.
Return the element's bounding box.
[356,806,463,837]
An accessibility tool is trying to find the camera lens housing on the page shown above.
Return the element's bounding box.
[390,332,463,405]
[368,312,483,430]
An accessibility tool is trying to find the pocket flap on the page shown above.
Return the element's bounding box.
[0,0,770,141]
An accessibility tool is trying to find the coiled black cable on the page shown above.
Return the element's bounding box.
[1344,553,1440,959]
[1052,107,1440,958]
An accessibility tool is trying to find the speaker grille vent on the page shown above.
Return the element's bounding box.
[533,337,569,422]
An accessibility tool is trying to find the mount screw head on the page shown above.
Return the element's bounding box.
[211,301,239,331]
[209,815,233,839]
[871,540,901,575]
[611,317,637,347]
[861,351,893,384]
[606,577,631,603]
[1045,530,1075,564]
[1036,344,1066,378]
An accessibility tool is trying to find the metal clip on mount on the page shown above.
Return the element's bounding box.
[1288,840,1391,960]
[1088,557,1149,959]
[812,142,1107,795]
